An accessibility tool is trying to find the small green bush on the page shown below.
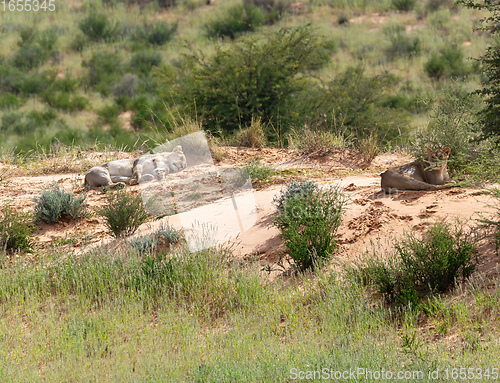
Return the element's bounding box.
[384,25,421,59]
[129,50,162,75]
[243,160,275,186]
[288,125,347,154]
[33,185,87,224]
[84,52,124,95]
[99,191,149,237]
[232,118,267,148]
[111,73,140,99]
[361,222,481,305]
[79,12,118,42]
[145,22,177,46]
[0,206,35,251]
[392,0,415,11]
[273,180,346,271]
[424,45,472,80]
[204,4,265,40]
[479,188,500,253]
[411,84,482,173]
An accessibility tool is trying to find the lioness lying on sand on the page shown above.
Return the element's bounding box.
[85,145,187,188]
[381,148,454,193]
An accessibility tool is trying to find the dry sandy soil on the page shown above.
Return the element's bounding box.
[2,147,499,283]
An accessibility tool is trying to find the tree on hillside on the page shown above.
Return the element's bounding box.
[458,1,500,141]
[155,26,335,134]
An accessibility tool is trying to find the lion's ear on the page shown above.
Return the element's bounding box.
[426,148,433,155]
[443,147,451,156]
[173,145,183,153]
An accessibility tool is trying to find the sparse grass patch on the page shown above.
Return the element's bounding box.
[232,118,267,148]
[33,184,87,224]
[243,160,275,186]
[288,125,348,154]
[0,205,35,252]
[99,190,149,237]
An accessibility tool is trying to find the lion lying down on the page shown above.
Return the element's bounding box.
[381,148,455,193]
[85,145,187,188]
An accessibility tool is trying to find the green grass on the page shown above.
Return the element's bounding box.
[0,242,499,381]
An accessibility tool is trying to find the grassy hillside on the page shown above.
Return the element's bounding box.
[0,0,491,155]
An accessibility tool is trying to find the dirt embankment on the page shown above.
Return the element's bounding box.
[1,148,498,282]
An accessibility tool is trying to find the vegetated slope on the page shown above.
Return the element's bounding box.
[0,0,490,154]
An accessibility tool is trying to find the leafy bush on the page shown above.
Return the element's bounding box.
[143,22,177,46]
[392,0,415,11]
[424,45,472,80]
[33,185,87,224]
[11,28,58,69]
[458,0,500,141]
[361,222,481,305]
[243,160,275,186]
[314,66,409,143]
[99,190,149,237]
[411,84,482,173]
[79,12,118,42]
[384,25,421,59]
[0,206,35,251]
[43,92,89,112]
[232,118,267,148]
[84,52,124,95]
[273,180,346,271]
[111,73,140,99]
[288,125,348,153]
[129,50,162,75]
[205,4,265,40]
[0,94,20,109]
[157,26,334,134]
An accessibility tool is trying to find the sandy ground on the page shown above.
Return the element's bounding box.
[2,148,499,282]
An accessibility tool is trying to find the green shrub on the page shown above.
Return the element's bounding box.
[411,84,482,173]
[316,66,409,143]
[144,22,177,45]
[243,160,275,186]
[43,92,89,111]
[384,25,421,59]
[424,45,472,80]
[0,206,35,251]
[479,188,500,253]
[361,222,481,305]
[273,180,346,271]
[33,185,87,224]
[111,73,140,99]
[99,190,149,237]
[129,50,162,74]
[79,12,118,42]
[11,44,49,69]
[232,118,267,148]
[11,28,58,69]
[158,26,334,134]
[84,52,124,95]
[204,4,265,40]
[0,94,20,109]
[288,125,347,153]
[392,0,415,11]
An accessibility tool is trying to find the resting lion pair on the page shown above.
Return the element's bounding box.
[381,147,455,193]
[85,145,187,189]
